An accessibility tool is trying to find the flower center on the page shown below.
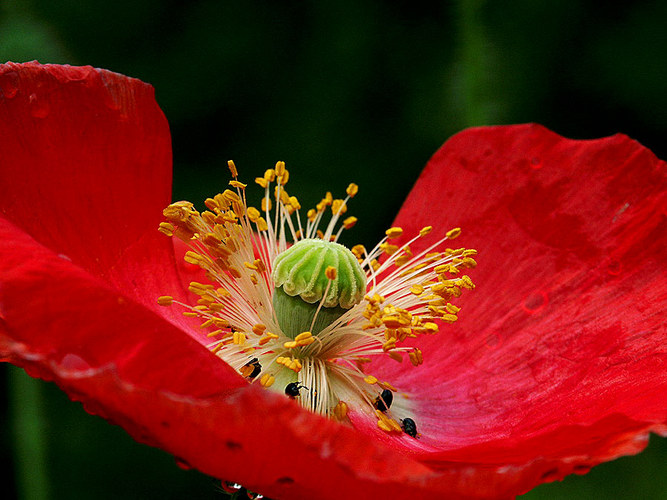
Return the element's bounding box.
[157,161,476,438]
[272,239,366,337]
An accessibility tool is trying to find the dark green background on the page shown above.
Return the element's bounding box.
[1,1,665,498]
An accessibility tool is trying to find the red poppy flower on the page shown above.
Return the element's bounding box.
[0,62,665,499]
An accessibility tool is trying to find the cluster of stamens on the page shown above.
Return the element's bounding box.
[158,161,476,438]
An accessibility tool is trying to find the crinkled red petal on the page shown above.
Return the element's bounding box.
[3,63,665,499]
[382,124,667,494]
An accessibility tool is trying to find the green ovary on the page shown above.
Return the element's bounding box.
[272,239,367,338]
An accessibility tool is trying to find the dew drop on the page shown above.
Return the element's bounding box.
[29,93,50,118]
[606,259,622,276]
[484,331,502,349]
[175,458,192,470]
[529,157,542,169]
[60,353,92,371]
[221,481,243,493]
[63,65,93,83]
[573,464,591,475]
[540,468,559,481]
[521,291,548,314]
[0,71,19,99]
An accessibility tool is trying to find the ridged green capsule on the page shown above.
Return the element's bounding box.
[272,239,367,337]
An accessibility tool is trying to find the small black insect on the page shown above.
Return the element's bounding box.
[373,389,394,412]
[285,382,308,398]
[242,358,262,379]
[401,417,418,438]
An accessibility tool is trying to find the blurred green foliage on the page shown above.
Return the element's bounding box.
[1,0,665,498]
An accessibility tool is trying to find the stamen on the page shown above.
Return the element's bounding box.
[158,161,476,437]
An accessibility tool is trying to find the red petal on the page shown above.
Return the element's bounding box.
[386,124,666,494]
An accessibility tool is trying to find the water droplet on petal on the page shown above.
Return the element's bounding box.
[0,71,19,99]
[175,458,192,470]
[521,291,548,314]
[60,354,92,371]
[29,93,50,118]
[221,481,243,493]
[606,259,622,276]
[484,331,503,349]
[63,65,93,83]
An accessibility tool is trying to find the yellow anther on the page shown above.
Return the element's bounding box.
[256,217,269,231]
[343,216,357,229]
[208,303,224,313]
[182,312,198,317]
[233,331,246,346]
[184,251,202,265]
[364,375,378,385]
[289,196,301,210]
[424,322,439,334]
[255,177,268,188]
[440,314,459,323]
[244,261,258,271]
[275,161,286,176]
[276,356,302,373]
[382,338,397,352]
[376,410,402,433]
[295,331,315,346]
[410,284,424,295]
[346,183,359,198]
[325,266,337,280]
[261,197,272,212]
[265,331,279,339]
[200,318,216,328]
[307,208,317,222]
[222,189,241,204]
[419,226,433,236]
[229,180,247,189]
[434,264,450,274]
[446,227,462,239]
[264,168,276,182]
[349,245,364,259]
[260,373,275,388]
[290,359,303,372]
[461,275,475,289]
[252,324,267,336]
[409,348,423,367]
[380,242,399,255]
[333,401,349,420]
[254,259,266,273]
[158,222,174,236]
[247,206,261,221]
[278,169,289,185]
[157,295,174,306]
[284,341,298,349]
[445,303,460,314]
[206,329,224,338]
[227,160,238,177]
[385,227,403,239]
[331,199,347,215]
[379,382,398,392]
[370,259,380,271]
